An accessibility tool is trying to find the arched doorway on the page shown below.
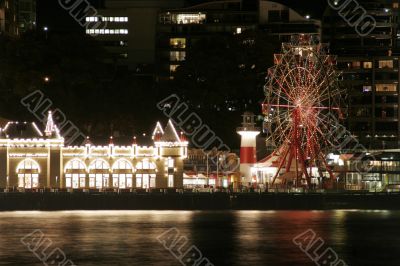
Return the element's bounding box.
[17,159,40,189]
[111,159,133,189]
[135,159,156,189]
[64,159,87,189]
[89,159,110,189]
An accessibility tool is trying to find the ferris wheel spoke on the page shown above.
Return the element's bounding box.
[263,36,345,188]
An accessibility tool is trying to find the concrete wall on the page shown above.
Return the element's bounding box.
[259,0,308,25]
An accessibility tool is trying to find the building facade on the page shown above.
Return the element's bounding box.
[156,0,259,77]
[183,148,240,189]
[85,0,185,71]
[339,152,400,191]
[251,151,400,192]
[322,0,400,148]
[0,112,188,190]
[83,0,320,74]
[156,0,320,78]
[0,0,36,37]
[337,55,400,149]
[259,0,321,43]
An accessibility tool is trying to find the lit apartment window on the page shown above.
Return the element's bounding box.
[170,38,186,48]
[173,13,206,24]
[376,84,397,92]
[102,17,128,22]
[86,29,128,35]
[379,60,393,68]
[170,51,186,61]
[363,85,372,92]
[170,64,179,73]
[87,17,129,22]
[351,61,361,69]
[394,2,399,8]
[86,17,99,22]
[363,61,372,69]
[236,27,242,34]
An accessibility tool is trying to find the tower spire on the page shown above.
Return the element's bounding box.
[45,110,56,137]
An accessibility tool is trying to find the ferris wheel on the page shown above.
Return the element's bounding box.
[262,35,345,187]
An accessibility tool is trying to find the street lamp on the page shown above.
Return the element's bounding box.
[43,26,48,39]
[216,154,219,188]
[336,176,339,192]
[206,153,209,184]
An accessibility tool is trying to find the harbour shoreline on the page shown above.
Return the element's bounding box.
[0,192,400,211]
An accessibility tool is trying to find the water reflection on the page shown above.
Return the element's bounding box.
[0,210,399,265]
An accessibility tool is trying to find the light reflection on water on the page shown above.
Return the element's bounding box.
[0,210,399,265]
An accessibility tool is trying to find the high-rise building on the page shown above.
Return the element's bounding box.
[85,0,185,71]
[322,0,400,149]
[156,0,320,78]
[84,0,320,74]
[156,0,258,77]
[259,0,321,42]
[0,0,36,37]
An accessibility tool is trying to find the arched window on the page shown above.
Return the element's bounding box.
[17,159,40,189]
[135,159,156,189]
[111,159,133,189]
[64,159,87,189]
[89,159,110,189]
[136,159,156,170]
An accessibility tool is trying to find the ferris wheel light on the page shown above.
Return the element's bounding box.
[262,34,344,189]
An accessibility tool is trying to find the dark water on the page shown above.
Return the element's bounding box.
[0,210,399,265]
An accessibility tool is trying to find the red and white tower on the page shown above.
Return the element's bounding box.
[237,112,260,185]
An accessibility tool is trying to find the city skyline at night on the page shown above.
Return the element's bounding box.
[2,1,400,266]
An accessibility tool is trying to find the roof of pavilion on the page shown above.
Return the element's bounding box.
[0,117,10,128]
[0,117,186,147]
[1,121,44,139]
[160,120,181,142]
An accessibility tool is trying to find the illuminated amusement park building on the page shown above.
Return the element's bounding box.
[0,112,188,190]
